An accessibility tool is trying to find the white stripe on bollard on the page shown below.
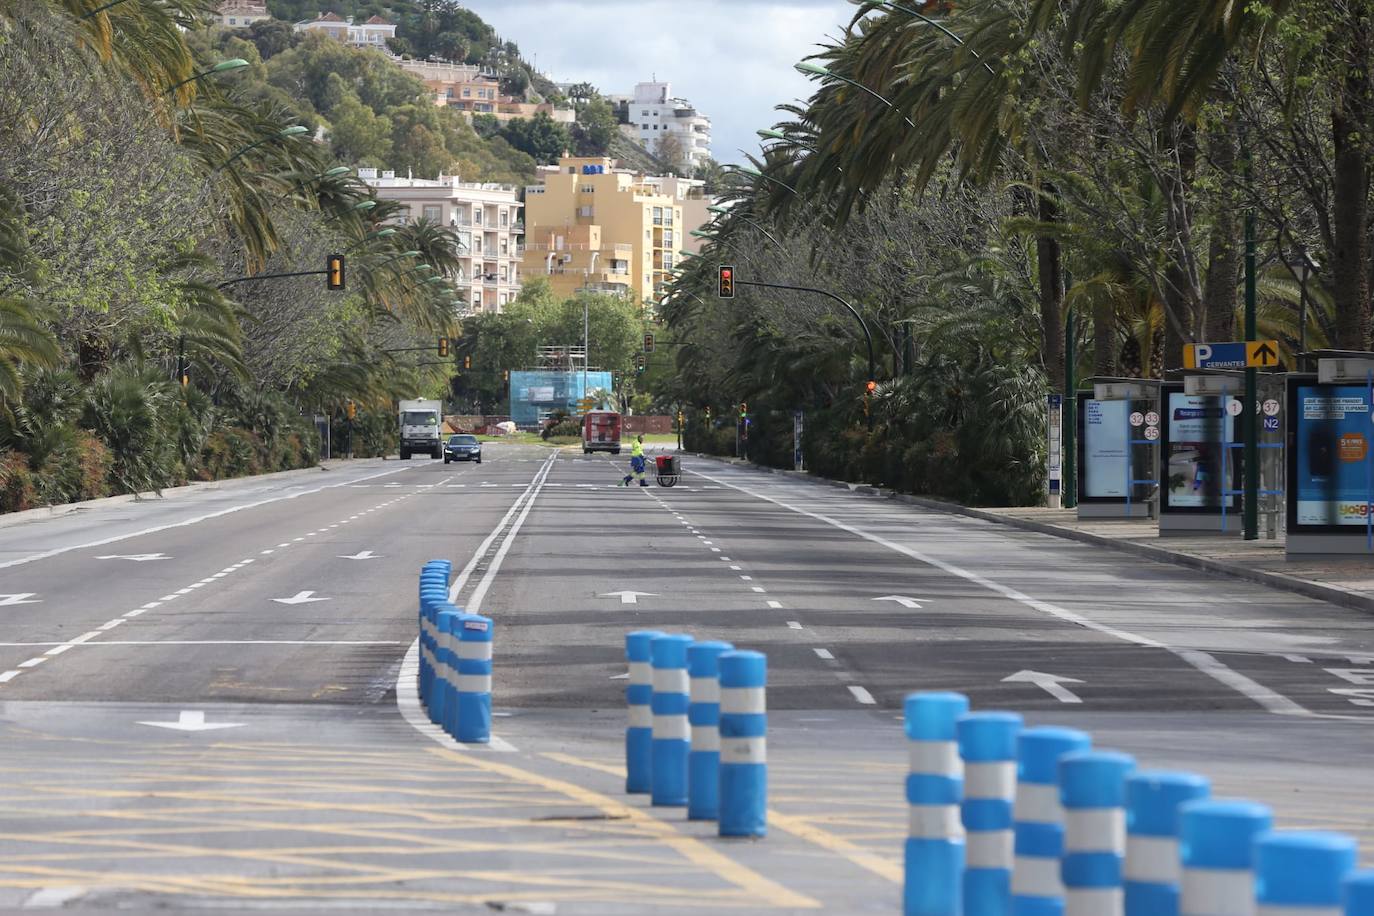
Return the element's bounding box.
[721,686,766,714]
[721,735,766,763]
[1125,835,1181,884]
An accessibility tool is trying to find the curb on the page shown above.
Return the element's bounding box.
[0,460,355,531]
[686,453,1374,617]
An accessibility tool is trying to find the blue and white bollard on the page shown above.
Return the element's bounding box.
[1011,726,1091,916]
[687,640,734,820]
[1346,871,1374,915]
[1255,832,1358,915]
[1179,799,1272,916]
[650,633,694,806]
[904,691,968,916]
[718,649,767,838]
[433,607,461,730]
[1059,751,1135,916]
[625,630,665,794]
[418,584,447,708]
[1124,771,1210,916]
[957,710,1022,916]
[454,613,493,743]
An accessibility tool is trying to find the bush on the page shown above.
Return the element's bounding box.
[0,451,36,512]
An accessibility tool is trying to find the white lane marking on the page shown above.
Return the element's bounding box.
[1003,669,1084,704]
[94,553,169,562]
[22,886,90,908]
[1282,654,1312,663]
[466,457,557,614]
[719,557,732,562]
[848,685,876,705]
[711,548,721,553]
[814,648,834,660]
[740,575,753,581]
[277,543,290,548]
[730,565,742,571]
[0,640,406,647]
[691,467,1313,719]
[0,465,413,571]
[137,710,244,732]
[448,454,557,605]
[140,602,161,610]
[787,621,804,630]
[97,620,123,631]
[124,609,147,618]
[750,586,766,593]
[0,671,21,683]
[0,593,41,606]
[17,658,45,668]
[767,600,783,609]
[261,549,274,555]
[43,645,71,657]
[159,594,177,601]
[272,591,328,605]
[70,632,100,644]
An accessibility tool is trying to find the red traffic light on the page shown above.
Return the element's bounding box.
[718,265,736,299]
[866,380,877,394]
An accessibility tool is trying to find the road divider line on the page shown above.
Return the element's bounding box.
[787,621,803,630]
[847,685,876,705]
[466,456,557,615]
[814,649,834,660]
[767,601,783,609]
[447,452,556,605]
[691,467,1312,719]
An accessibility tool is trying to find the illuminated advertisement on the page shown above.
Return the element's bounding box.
[1082,398,1128,498]
[1293,385,1374,526]
[1164,393,1233,509]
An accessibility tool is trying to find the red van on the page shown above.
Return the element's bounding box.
[583,411,622,455]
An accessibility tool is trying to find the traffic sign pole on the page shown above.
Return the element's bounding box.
[1243,178,1259,541]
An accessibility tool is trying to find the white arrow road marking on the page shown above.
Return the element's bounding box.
[1002,670,1084,704]
[271,591,329,605]
[338,551,382,560]
[136,710,246,732]
[600,591,657,605]
[95,553,171,562]
[873,595,927,609]
[0,593,40,606]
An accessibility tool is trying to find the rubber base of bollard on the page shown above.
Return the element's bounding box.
[965,868,1011,916]
[719,763,766,837]
[1124,882,1176,916]
[904,837,963,916]
[626,727,652,794]
[455,692,490,744]
[687,750,720,821]
[651,739,689,806]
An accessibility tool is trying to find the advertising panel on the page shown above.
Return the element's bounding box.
[1163,392,1233,510]
[1082,398,1128,498]
[1292,384,1374,527]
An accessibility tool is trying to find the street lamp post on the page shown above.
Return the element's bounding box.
[1297,252,1319,368]
[794,62,916,128]
[163,58,248,94]
[215,125,308,173]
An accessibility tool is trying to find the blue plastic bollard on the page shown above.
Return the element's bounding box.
[1011,726,1092,916]
[625,630,665,794]
[718,649,767,838]
[904,692,969,916]
[432,607,461,729]
[1123,771,1210,916]
[1255,831,1358,915]
[455,613,493,743]
[687,640,734,820]
[1059,750,1135,916]
[1179,799,1272,916]
[1346,871,1374,915]
[650,634,694,806]
[419,589,446,707]
[958,710,1022,916]
[425,558,452,579]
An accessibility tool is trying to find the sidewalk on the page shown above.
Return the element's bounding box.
[692,453,1374,616]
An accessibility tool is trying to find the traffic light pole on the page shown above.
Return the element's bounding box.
[734,279,876,431]
[218,269,330,289]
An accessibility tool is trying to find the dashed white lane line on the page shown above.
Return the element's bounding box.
[848,685,876,705]
[729,565,742,571]
[0,671,20,683]
[814,649,835,660]
[767,601,782,609]
[750,586,766,593]
[740,575,753,581]
[17,657,45,668]
[787,621,804,630]
[97,620,123,631]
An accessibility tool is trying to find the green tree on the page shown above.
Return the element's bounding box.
[328,87,394,164]
[500,112,572,164]
[574,97,618,156]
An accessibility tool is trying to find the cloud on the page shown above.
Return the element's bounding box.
[462,0,855,166]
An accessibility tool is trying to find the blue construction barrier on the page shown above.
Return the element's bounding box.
[455,614,493,743]
[650,633,694,807]
[905,692,968,916]
[1060,750,1135,913]
[415,561,492,745]
[1123,771,1210,915]
[625,630,664,794]
[1180,799,1272,915]
[718,649,767,838]
[687,641,734,821]
[958,711,1022,916]
[1012,726,1091,914]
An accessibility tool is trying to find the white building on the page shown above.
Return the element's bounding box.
[359,169,524,315]
[215,0,269,28]
[610,81,712,170]
[293,13,396,50]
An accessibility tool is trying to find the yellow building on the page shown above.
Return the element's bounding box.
[522,156,684,305]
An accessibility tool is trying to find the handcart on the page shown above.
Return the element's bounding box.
[655,454,681,488]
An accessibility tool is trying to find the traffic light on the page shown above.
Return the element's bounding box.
[437,336,450,358]
[705,406,712,422]
[326,253,346,290]
[346,399,357,420]
[644,332,655,354]
[739,401,748,420]
[463,354,472,370]
[635,354,646,374]
[866,380,877,395]
[718,265,735,299]
[503,369,510,382]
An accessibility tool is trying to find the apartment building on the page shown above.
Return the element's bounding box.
[521,156,684,305]
[639,175,713,254]
[358,169,524,315]
[609,81,712,170]
[215,0,269,28]
[294,13,396,50]
[398,59,575,123]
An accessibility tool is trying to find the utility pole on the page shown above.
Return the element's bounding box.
[1063,277,1077,510]
[1243,144,1259,540]
[583,297,589,409]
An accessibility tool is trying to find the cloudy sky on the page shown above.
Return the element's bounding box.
[462,0,857,166]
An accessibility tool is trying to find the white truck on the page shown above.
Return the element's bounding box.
[398,399,443,460]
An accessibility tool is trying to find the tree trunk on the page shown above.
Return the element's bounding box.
[1331,14,1372,349]
[1202,119,1240,342]
[1161,122,1197,372]
[1037,181,1065,390]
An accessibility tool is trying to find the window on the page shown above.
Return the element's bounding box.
[422,205,441,222]
[642,124,649,130]
[499,293,507,306]
[499,266,508,281]
[665,209,675,226]
[473,210,482,225]
[500,239,508,255]
[568,166,576,174]
[500,211,508,227]
[463,88,471,97]
[663,254,674,270]
[642,110,649,116]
